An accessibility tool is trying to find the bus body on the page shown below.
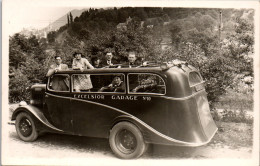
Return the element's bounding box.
[11,63,217,159]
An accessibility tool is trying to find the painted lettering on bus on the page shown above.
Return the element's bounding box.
[73,94,151,101]
[111,95,138,101]
[74,94,105,100]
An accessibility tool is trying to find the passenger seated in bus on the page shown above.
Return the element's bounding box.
[132,76,158,93]
[98,76,125,92]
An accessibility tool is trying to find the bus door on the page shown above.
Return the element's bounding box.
[45,74,73,132]
[70,74,125,137]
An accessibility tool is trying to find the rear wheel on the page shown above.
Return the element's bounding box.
[109,122,147,159]
[15,112,38,142]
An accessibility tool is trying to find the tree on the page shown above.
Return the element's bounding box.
[117,10,129,23]
[47,31,57,43]
[9,33,49,103]
[133,8,148,20]
[70,12,73,23]
[201,15,216,31]
[74,16,80,22]
[67,14,70,27]
[186,30,218,56]
[222,18,254,77]
[71,22,82,34]
[169,24,182,49]
[9,34,27,68]
[9,68,31,102]
[162,14,170,22]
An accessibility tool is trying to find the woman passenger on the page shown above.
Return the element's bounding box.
[72,51,94,92]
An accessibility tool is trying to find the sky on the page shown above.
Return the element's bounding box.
[4,0,107,35]
[7,7,83,35]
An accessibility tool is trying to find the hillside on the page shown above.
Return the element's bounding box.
[44,9,88,31]
[54,7,253,43]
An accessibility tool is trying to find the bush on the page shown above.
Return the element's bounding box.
[9,34,48,103]
[9,69,31,103]
[211,109,253,124]
[213,89,253,111]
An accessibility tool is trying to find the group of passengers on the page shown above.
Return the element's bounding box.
[46,51,142,92]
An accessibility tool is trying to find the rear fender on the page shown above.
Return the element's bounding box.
[111,115,151,142]
[12,105,64,133]
[111,115,217,146]
[111,115,141,130]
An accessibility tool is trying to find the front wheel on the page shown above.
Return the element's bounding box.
[15,112,38,142]
[109,122,147,159]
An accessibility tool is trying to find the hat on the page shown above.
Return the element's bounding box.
[73,50,83,57]
[106,52,113,56]
[54,55,61,60]
[113,74,123,80]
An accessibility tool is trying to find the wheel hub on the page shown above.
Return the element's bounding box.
[116,129,137,154]
[19,118,32,137]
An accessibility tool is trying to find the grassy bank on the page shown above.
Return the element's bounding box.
[211,89,253,124]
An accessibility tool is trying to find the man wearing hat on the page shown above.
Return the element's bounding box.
[46,55,69,91]
[100,52,117,68]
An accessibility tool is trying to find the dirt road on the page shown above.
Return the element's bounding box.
[4,104,254,165]
[6,122,252,160]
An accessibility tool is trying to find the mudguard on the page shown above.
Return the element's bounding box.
[11,104,64,133]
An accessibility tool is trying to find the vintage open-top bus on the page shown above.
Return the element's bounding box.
[10,61,217,159]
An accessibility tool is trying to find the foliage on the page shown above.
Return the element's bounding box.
[222,18,254,77]
[9,69,31,102]
[163,10,253,106]
[222,109,253,124]
[9,34,48,103]
[9,34,27,68]
[211,108,253,124]
[47,31,57,43]
[9,8,254,112]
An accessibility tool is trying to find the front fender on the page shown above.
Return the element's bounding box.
[12,104,64,133]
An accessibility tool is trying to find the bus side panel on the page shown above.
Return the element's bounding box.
[71,94,170,140]
[166,98,208,143]
[70,97,123,138]
[103,95,169,139]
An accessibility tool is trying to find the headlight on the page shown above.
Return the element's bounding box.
[19,101,27,106]
[30,100,34,105]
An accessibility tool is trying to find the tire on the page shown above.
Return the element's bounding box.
[15,112,38,142]
[109,122,147,159]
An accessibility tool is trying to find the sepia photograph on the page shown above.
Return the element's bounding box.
[2,0,259,165]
